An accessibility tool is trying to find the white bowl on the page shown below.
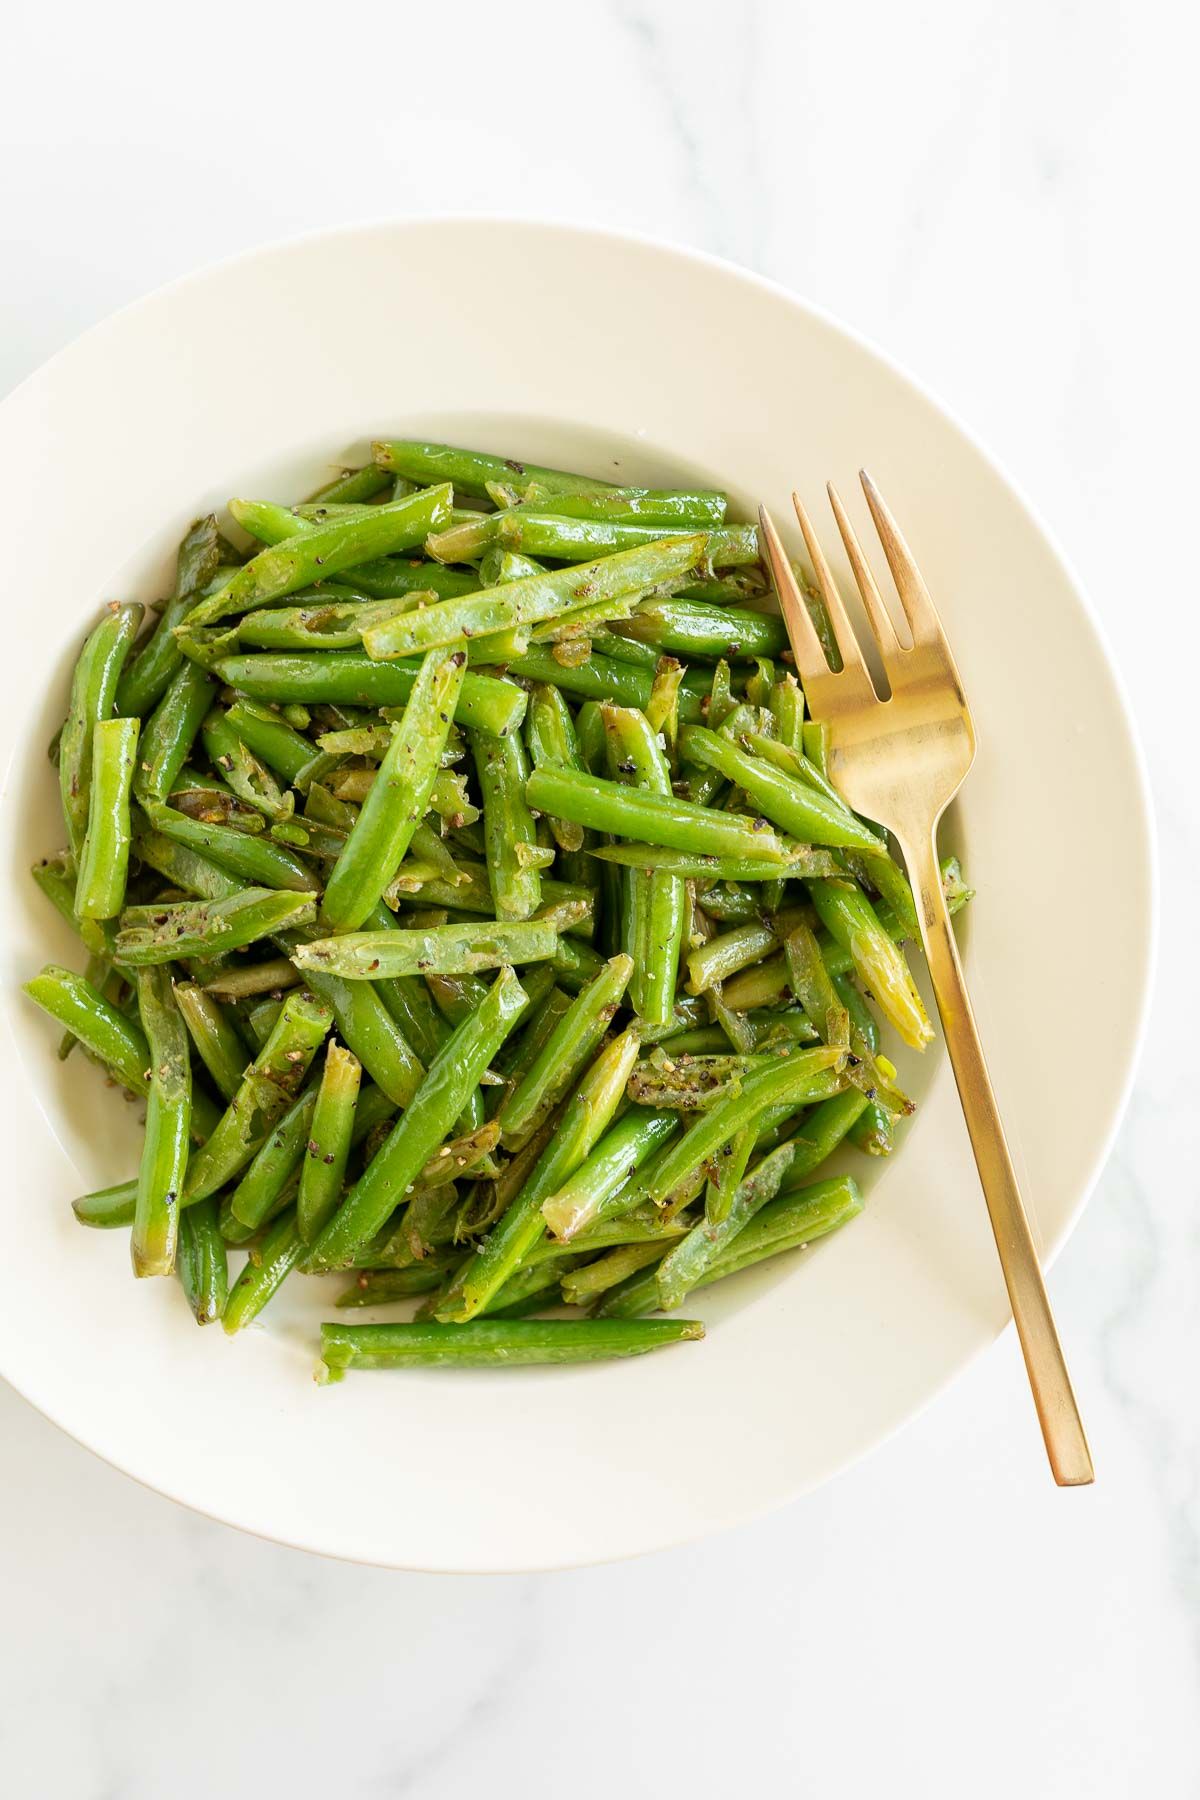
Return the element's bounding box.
[0,220,1154,1571]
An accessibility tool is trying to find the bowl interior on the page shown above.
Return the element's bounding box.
[0,221,1152,1570]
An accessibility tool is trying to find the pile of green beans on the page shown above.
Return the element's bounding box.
[26,438,973,1378]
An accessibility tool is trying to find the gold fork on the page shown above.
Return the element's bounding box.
[759,474,1093,1486]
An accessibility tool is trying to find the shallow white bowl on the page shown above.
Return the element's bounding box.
[0,220,1153,1570]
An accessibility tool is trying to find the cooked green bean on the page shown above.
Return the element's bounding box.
[144,801,317,892]
[438,1026,641,1321]
[320,1316,702,1375]
[133,659,216,807]
[363,535,704,661]
[59,603,143,856]
[679,726,886,852]
[306,965,529,1271]
[177,1196,228,1323]
[132,967,192,1277]
[31,435,972,1383]
[114,887,317,966]
[294,919,558,980]
[174,981,251,1099]
[371,438,616,500]
[184,989,331,1203]
[192,486,452,627]
[320,648,465,932]
[596,1174,864,1318]
[216,651,525,737]
[75,717,139,920]
[526,767,788,863]
[496,952,632,1150]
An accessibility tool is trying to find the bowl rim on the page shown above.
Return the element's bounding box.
[0,214,1158,1567]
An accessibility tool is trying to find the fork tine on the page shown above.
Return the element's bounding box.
[789,492,874,687]
[757,504,835,692]
[859,470,943,647]
[826,481,905,665]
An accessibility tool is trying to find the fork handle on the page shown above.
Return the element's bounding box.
[900,824,1094,1486]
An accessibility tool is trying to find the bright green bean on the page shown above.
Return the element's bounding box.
[132,966,191,1277]
[215,651,525,737]
[114,888,317,966]
[75,717,139,919]
[297,1043,362,1243]
[320,1315,702,1374]
[525,766,789,863]
[496,952,632,1150]
[177,1196,228,1323]
[59,603,143,856]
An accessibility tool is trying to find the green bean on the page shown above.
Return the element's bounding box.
[439,1026,640,1322]
[194,486,453,626]
[626,1051,775,1111]
[222,1210,306,1333]
[132,967,192,1277]
[295,918,558,980]
[319,648,466,933]
[336,1258,461,1307]
[600,704,684,1028]
[309,464,393,505]
[478,514,753,568]
[807,878,933,1050]
[236,591,428,652]
[656,1140,797,1309]
[525,683,585,852]
[229,1083,319,1230]
[132,658,216,808]
[372,438,616,500]
[216,651,525,738]
[540,1107,679,1241]
[130,820,241,904]
[184,989,331,1202]
[596,1174,864,1317]
[296,1044,361,1238]
[59,603,143,856]
[116,518,223,716]
[306,965,529,1271]
[592,843,836,882]
[176,1196,228,1323]
[200,708,293,822]
[362,535,704,661]
[496,952,631,1150]
[200,959,300,1002]
[767,673,805,752]
[516,485,726,527]
[561,1242,672,1306]
[615,599,786,662]
[174,981,251,1099]
[24,963,153,1098]
[220,697,312,785]
[299,968,424,1107]
[115,888,317,966]
[525,767,788,864]
[319,1315,702,1375]
[679,726,886,852]
[470,724,542,922]
[144,802,317,893]
[637,1045,845,1207]
[686,920,780,996]
[30,856,112,958]
[72,1179,139,1228]
[74,717,139,920]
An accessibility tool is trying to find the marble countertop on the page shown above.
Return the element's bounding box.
[3,2,1195,1793]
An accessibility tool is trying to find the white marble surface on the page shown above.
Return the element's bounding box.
[2,1,1197,1793]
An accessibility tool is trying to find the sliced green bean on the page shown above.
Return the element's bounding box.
[132,658,216,807]
[657,1140,796,1309]
[616,598,786,662]
[471,724,542,922]
[116,517,223,716]
[295,918,557,980]
[807,878,933,1050]
[540,1107,679,1242]
[145,802,317,893]
[679,726,885,852]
